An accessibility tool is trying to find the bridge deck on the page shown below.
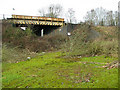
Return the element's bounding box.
[8,15,65,26]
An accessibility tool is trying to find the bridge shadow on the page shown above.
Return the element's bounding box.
[32,25,61,36]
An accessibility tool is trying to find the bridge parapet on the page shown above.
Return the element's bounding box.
[8,15,64,26]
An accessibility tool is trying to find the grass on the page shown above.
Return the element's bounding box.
[2,51,118,88]
[2,22,118,88]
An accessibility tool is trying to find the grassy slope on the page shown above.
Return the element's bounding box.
[2,25,118,88]
[2,51,118,88]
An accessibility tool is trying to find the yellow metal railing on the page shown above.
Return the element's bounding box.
[10,15,64,26]
[12,15,64,22]
[12,20,63,26]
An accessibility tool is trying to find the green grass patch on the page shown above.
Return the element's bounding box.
[2,51,118,88]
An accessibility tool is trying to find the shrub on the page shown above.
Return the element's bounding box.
[25,40,50,52]
[47,35,67,48]
[2,44,37,63]
[2,22,67,53]
[63,24,118,57]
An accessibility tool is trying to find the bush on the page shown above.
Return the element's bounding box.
[25,40,50,52]
[2,44,37,63]
[47,35,67,48]
[89,39,118,56]
[63,24,118,57]
[2,22,67,53]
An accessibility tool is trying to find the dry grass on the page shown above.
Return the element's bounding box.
[2,44,37,63]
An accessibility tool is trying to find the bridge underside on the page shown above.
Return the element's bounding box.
[32,25,61,36]
[14,23,61,36]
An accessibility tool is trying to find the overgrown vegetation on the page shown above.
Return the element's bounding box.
[2,21,66,63]
[2,44,37,63]
[2,20,118,88]
[63,24,118,58]
[3,21,118,61]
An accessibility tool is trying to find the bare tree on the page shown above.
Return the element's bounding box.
[47,4,63,18]
[38,4,63,18]
[84,7,117,26]
[106,11,114,26]
[84,9,96,25]
[84,7,107,25]
[67,8,75,23]
[38,8,46,17]
[114,11,118,26]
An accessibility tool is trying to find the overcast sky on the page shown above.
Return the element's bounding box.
[0,0,119,22]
